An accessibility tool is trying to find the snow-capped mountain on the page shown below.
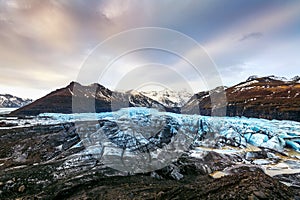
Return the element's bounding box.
[182,75,300,122]
[140,89,193,107]
[0,94,32,108]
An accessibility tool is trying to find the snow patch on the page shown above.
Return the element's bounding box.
[235,80,259,89]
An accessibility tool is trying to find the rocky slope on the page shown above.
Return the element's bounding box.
[182,75,300,121]
[0,94,32,108]
[10,82,177,116]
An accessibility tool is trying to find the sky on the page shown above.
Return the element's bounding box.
[0,0,300,99]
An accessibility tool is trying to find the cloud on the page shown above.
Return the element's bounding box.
[101,0,131,19]
[239,32,263,42]
[1,0,300,98]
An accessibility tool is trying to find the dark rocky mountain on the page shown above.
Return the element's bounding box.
[182,75,300,121]
[0,94,32,108]
[10,82,177,116]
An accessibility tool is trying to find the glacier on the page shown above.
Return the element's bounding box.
[39,107,300,153]
[2,107,300,173]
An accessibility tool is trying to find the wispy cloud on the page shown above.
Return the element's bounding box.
[239,32,263,42]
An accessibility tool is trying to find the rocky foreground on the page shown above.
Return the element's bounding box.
[0,121,300,199]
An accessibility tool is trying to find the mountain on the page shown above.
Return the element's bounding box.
[0,94,32,108]
[10,82,178,116]
[9,75,300,121]
[182,75,300,121]
[140,89,193,107]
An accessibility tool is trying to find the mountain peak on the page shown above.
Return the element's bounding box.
[246,75,260,82]
[67,81,82,88]
[292,75,300,82]
[126,90,141,96]
[67,81,108,91]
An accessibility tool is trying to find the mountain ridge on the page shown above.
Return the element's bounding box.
[9,75,300,121]
[182,75,300,121]
[10,82,179,116]
[0,94,32,108]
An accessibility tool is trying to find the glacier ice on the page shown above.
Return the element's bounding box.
[285,140,300,151]
[38,107,300,154]
[34,107,300,173]
[247,133,269,146]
